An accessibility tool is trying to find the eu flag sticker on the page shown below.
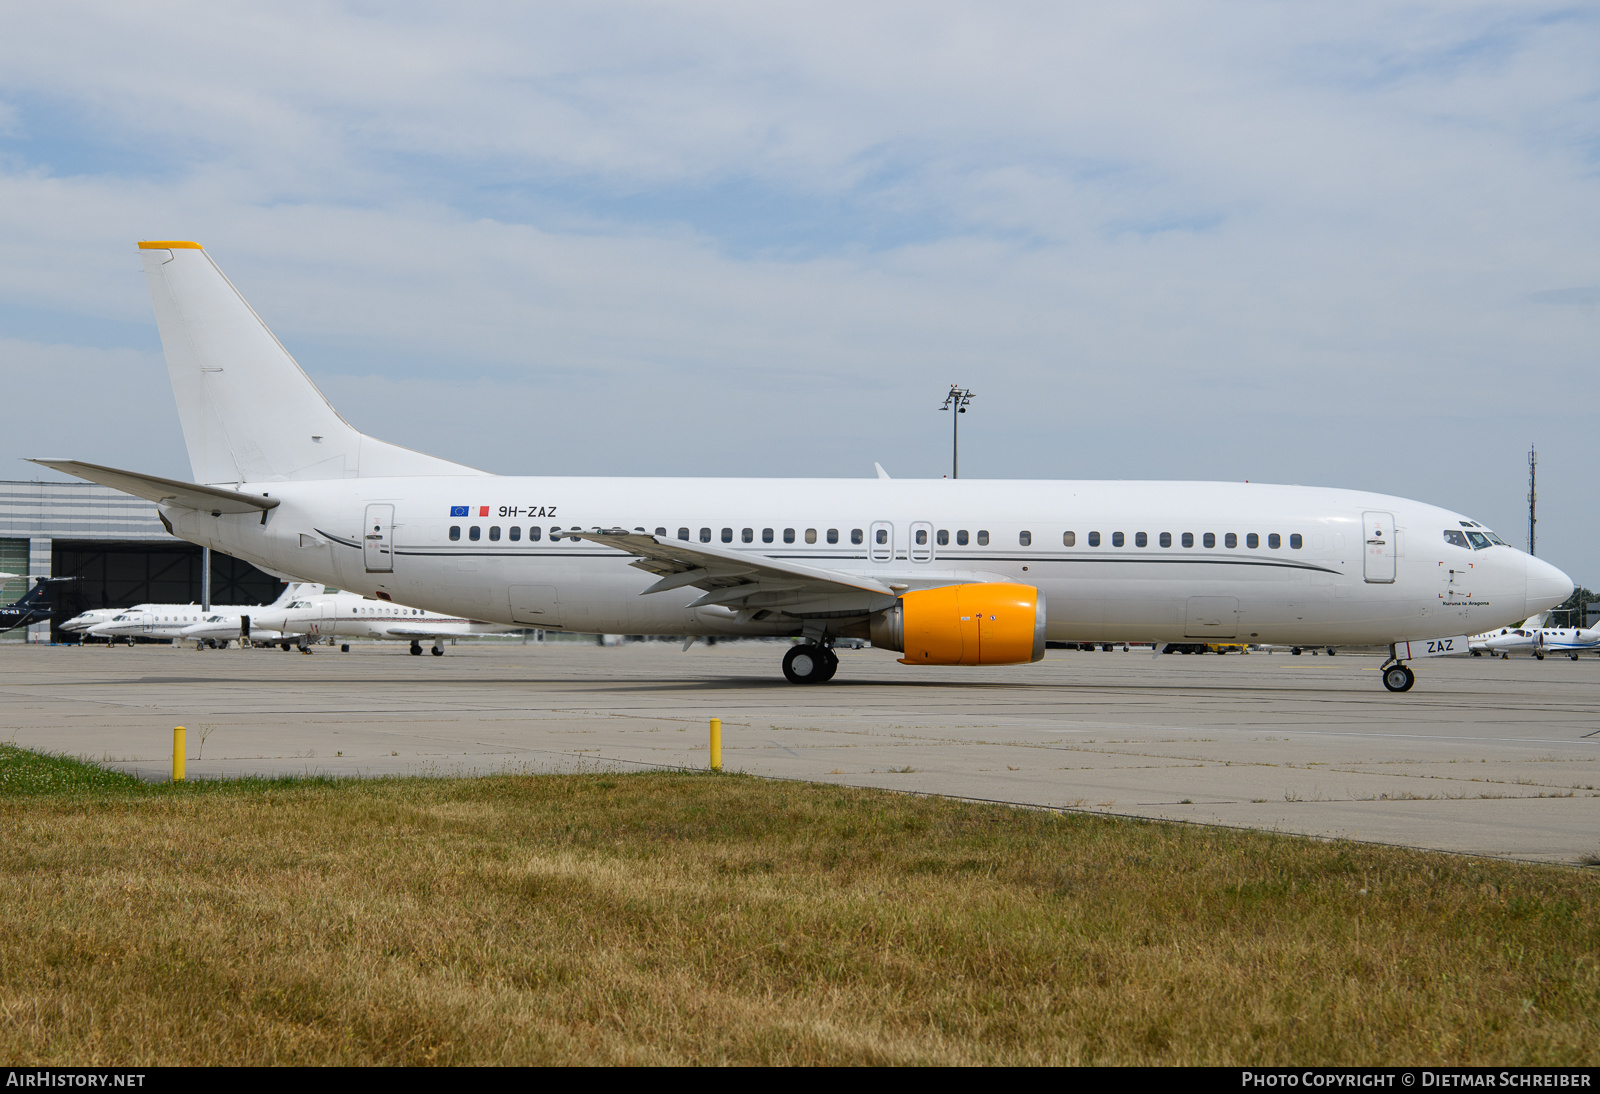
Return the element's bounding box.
[450,506,469,517]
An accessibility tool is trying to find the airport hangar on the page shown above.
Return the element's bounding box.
[0,478,282,643]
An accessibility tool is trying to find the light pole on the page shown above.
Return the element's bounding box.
[940,384,974,478]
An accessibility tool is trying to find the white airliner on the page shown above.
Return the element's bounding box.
[85,582,317,645]
[33,241,1576,693]
[235,588,515,655]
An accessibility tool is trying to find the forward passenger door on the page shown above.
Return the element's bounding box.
[1363,511,1395,584]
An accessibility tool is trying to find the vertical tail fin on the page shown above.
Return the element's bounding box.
[137,242,486,485]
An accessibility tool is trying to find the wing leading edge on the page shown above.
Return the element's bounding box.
[572,530,903,617]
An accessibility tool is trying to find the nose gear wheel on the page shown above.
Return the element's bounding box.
[1382,664,1415,692]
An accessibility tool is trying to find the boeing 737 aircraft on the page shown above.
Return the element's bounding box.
[32,242,1576,692]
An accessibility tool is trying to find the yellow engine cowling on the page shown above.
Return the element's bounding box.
[870,582,1046,666]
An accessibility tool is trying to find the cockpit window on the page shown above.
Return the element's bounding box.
[1483,530,1506,546]
[1443,530,1469,549]
[1466,531,1492,550]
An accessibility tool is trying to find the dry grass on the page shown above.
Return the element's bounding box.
[0,748,1597,1065]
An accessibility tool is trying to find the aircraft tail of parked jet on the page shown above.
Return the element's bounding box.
[135,242,486,486]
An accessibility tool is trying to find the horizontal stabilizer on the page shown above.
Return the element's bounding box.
[28,459,280,514]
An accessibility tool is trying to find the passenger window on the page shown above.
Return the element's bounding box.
[1159,532,1171,547]
[957,530,969,546]
[1246,533,1258,549]
[1203,533,1215,548]
[805,528,817,544]
[784,528,795,544]
[449,526,460,541]
[1443,530,1469,548]
[1019,531,1032,546]
[742,528,753,543]
[916,529,928,545]
[551,526,562,541]
[489,526,501,541]
[1268,533,1280,549]
[469,526,481,541]
[1088,531,1101,547]
[509,526,521,541]
[529,527,541,542]
[1224,533,1236,548]
[875,528,888,545]
[678,527,690,541]
[763,528,774,543]
[700,528,712,542]
[851,529,863,545]
[1135,532,1147,547]
[1182,533,1194,548]
[1290,534,1303,549]
[827,529,839,544]
[1111,532,1123,547]
[977,530,989,546]
[655,527,666,537]
[721,528,733,543]
[936,530,949,546]
[1062,531,1075,547]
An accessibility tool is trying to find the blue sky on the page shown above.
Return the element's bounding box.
[1,2,1597,580]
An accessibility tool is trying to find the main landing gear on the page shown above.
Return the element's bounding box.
[410,641,423,656]
[782,642,838,685]
[410,640,445,657]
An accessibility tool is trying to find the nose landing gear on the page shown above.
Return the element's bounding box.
[1381,662,1415,692]
[782,642,838,684]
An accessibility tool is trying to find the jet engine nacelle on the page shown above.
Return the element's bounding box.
[870,582,1046,665]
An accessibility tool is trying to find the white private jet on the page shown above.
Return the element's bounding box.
[1473,614,1600,660]
[32,241,1576,692]
[60,608,122,635]
[84,582,320,646]
[212,588,515,655]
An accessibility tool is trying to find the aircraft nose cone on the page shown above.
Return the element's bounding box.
[1525,554,1574,616]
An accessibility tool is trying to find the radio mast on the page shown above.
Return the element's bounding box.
[1527,444,1537,556]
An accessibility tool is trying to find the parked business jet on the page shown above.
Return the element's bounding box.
[1474,616,1600,660]
[85,582,317,645]
[237,588,515,655]
[1470,615,1544,657]
[0,578,73,633]
[31,242,1576,692]
[60,608,123,635]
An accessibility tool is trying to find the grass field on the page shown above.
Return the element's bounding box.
[0,744,1596,1065]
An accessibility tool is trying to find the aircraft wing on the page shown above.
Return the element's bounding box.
[28,459,280,515]
[381,624,499,639]
[572,529,901,613]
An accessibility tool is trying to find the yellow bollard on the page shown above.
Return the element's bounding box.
[709,717,721,772]
[173,726,186,782]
